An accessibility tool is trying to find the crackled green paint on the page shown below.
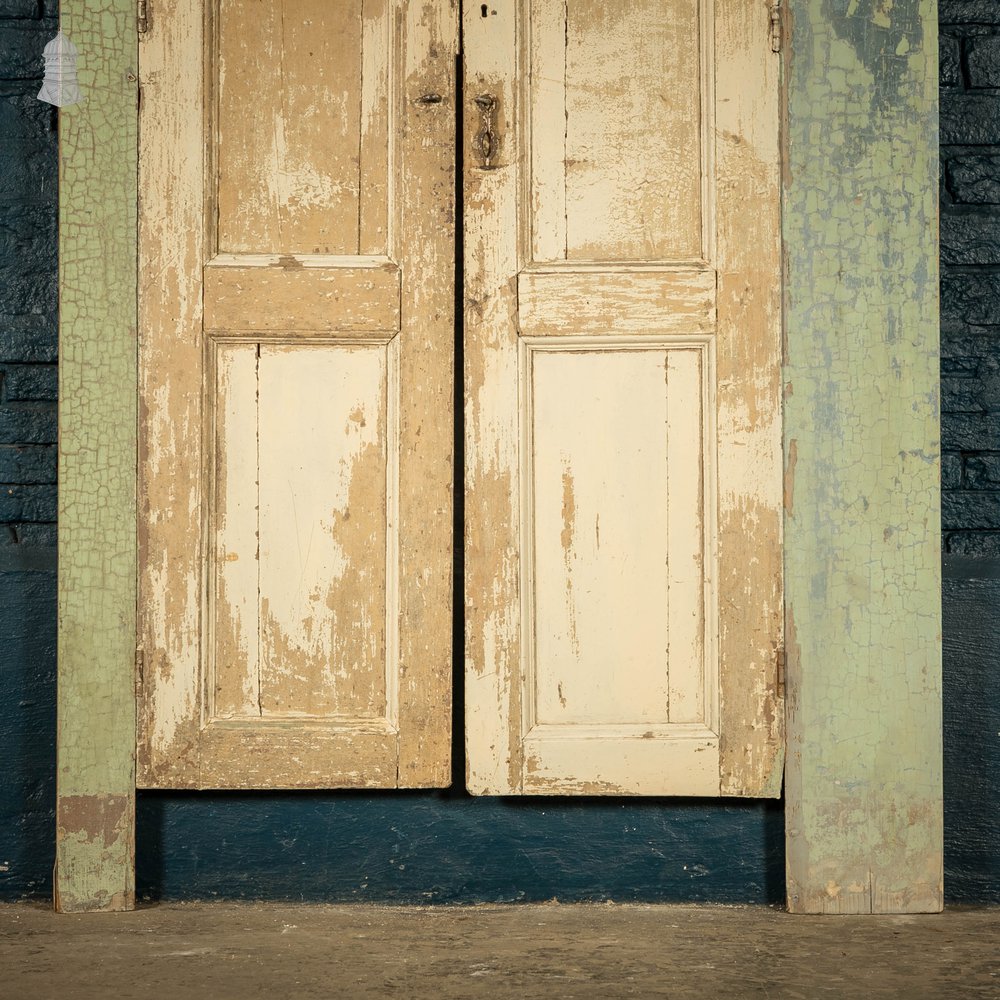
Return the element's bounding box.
[55,0,137,912]
[783,0,943,912]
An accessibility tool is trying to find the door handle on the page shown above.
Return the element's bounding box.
[473,93,499,169]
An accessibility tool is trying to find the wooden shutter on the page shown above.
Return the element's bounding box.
[464,0,783,796]
[137,0,457,788]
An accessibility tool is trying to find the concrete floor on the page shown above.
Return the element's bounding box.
[1,902,997,999]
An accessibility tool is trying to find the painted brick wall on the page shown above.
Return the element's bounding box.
[939,0,1000,907]
[0,0,57,900]
[0,0,57,548]
[940,0,1000,554]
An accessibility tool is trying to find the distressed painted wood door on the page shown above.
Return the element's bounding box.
[137,0,457,788]
[464,0,784,795]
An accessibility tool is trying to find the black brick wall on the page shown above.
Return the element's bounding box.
[940,0,1000,555]
[0,0,57,550]
[0,0,57,901]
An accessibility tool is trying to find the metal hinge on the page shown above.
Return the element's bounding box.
[135,647,145,697]
[769,1,782,53]
[137,0,149,34]
[776,648,785,694]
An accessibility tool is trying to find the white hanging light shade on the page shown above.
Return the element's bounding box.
[37,31,82,108]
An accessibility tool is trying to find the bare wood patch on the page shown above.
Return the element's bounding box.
[204,263,400,333]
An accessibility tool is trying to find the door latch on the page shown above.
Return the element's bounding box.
[473,93,499,169]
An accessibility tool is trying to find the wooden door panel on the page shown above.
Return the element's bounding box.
[255,343,391,719]
[465,0,782,796]
[530,0,706,262]
[138,0,456,788]
[519,339,718,795]
[216,0,373,255]
[212,341,393,721]
[525,345,711,731]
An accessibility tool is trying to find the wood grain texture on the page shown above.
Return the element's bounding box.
[666,348,709,726]
[137,0,209,789]
[212,344,260,719]
[393,0,458,786]
[526,347,710,731]
[256,344,389,719]
[529,350,674,728]
[517,270,716,336]
[783,0,943,912]
[522,728,719,796]
[526,0,705,262]
[211,342,393,722]
[55,0,137,911]
[562,0,703,260]
[527,0,566,262]
[216,0,365,255]
[464,0,523,796]
[518,338,719,794]
[204,261,400,332]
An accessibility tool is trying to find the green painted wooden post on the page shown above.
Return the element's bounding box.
[55,0,138,912]
[783,0,943,912]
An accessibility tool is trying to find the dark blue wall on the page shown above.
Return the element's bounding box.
[939,0,1000,905]
[941,0,1000,553]
[0,3,996,904]
[0,0,58,901]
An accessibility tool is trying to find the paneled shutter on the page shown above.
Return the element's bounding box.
[138,0,457,788]
[464,0,783,796]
